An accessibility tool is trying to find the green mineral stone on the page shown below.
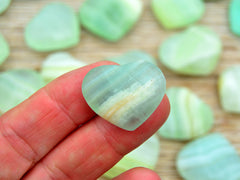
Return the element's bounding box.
[0,69,45,113]
[0,0,11,14]
[229,0,240,36]
[79,0,142,42]
[177,133,240,180]
[159,26,222,76]
[107,50,157,65]
[219,66,240,114]
[82,61,166,131]
[0,33,9,65]
[151,0,204,29]
[25,3,80,52]
[158,87,214,141]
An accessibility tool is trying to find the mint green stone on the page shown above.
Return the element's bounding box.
[82,61,166,131]
[0,0,11,14]
[158,87,214,141]
[159,26,222,76]
[41,52,87,83]
[219,66,240,113]
[0,33,9,65]
[152,0,204,29]
[229,0,240,36]
[0,69,45,114]
[79,0,142,42]
[107,50,157,65]
[104,134,160,178]
[25,3,80,52]
[177,133,240,180]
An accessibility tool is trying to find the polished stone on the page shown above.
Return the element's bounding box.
[79,0,142,42]
[229,0,240,36]
[25,3,80,52]
[0,0,11,14]
[152,0,204,29]
[159,26,222,76]
[158,87,214,140]
[0,33,9,65]
[82,61,166,131]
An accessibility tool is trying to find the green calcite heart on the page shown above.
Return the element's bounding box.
[158,87,213,140]
[107,50,157,65]
[0,0,11,14]
[41,52,87,83]
[151,0,204,29]
[0,69,45,113]
[82,61,166,131]
[177,133,240,180]
[25,3,80,52]
[0,33,9,65]
[219,66,240,113]
[229,0,240,36]
[159,26,222,76]
[104,134,160,178]
[79,0,142,42]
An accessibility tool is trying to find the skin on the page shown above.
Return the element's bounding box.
[0,61,170,180]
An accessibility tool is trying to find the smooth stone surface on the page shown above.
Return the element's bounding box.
[218,66,240,113]
[0,69,45,114]
[104,134,160,178]
[79,0,142,42]
[82,61,166,131]
[151,0,204,29]
[229,0,240,36]
[159,26,222,76]
[107,50,157,65]
[0,0,11,14]
[0,33,9,65]
[158,87,214,141]
[41,52,87,83]
[25,3,80,52]
[177,133,240,180]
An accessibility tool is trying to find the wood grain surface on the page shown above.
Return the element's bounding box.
[0,0,239,179]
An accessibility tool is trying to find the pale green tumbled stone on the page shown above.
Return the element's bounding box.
[104,134,160,178]
[0,33,9,65]
[229,0,240,36]
[41,52,87,83]
[0,69,45,114]
[177,133,240,180]
[25,3,80,52]
[107,50,157,65]
[82,61,166,131]
[158,87,214,141]
[151,0,204,29]
[218,66,240,113]
[79,0,142,42]
[159,26,222,76]
[0,0,11,14]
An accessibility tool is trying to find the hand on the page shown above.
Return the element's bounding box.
[0,61,170,180]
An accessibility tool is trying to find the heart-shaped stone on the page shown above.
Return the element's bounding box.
[25,3,80,52]
[229,0,240,36]
[82,61,166,131]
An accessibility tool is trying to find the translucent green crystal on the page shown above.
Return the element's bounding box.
[218,66,240,113]
[229,0,240,36]
[158,87,214,141]
[159,26,222,76]
[107,50,157,65]
[0,0,11,14]
[0,69,45,113]
[177,133,240,180]
[25,3,80,52]
[82,61,166,131]
[79,0,142,42]
[41,52,87,83]
[104,134,160,178]
[151,0,204,29]
[0,33,9,65]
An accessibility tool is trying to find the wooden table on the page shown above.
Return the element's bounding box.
[0,0,239,179]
